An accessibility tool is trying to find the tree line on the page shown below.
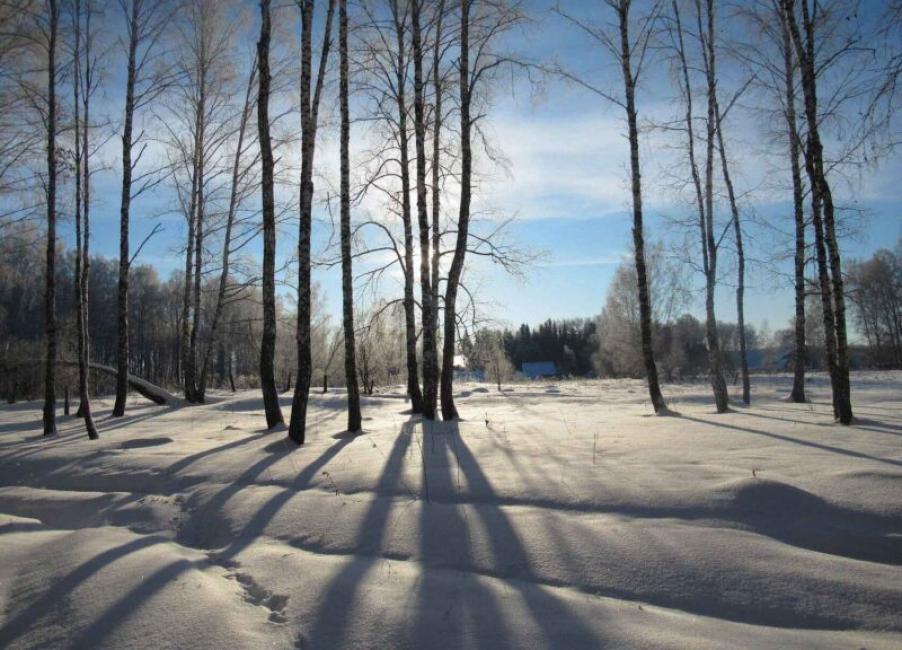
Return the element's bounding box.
[551,0,899,422]
[0,0,528,442]
[0,0,899,440]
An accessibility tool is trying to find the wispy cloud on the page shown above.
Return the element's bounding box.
[536,254,626,268]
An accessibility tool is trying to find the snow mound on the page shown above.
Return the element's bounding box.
[714,477,828,514]
[1,373,901,648]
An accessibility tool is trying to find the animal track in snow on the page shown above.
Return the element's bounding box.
[227,570,290,624]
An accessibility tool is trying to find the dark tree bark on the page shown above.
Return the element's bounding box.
[390,0,424,414]
[411,0,438,419]
[439,0,472,420]
[289,0,336,445]
[780,4,807,403]
[180,12,211,404]
[430,0,445,367]
[112,0,140,417]
[180,137,198,402]
[42,0,60,436]
[72,0,98,438]
[339,0,362,433]
[188,75,206,403]
[783,0,852,423]
[611,0,666,414]
[257,0,284,429]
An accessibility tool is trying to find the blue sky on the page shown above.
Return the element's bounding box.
[60,0,901,338]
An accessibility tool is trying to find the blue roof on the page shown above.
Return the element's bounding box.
[521,361,557,378]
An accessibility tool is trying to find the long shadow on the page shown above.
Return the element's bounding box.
[680,414,902,469]
[0,418,44,435]
[16,434,351,649]
[854,418,902,436]
[446,423,599,647]
[67,557,194,649]
[736,409,831,428]
[215,435,355,562]
[0,431,91,463]
[305,420,415,648]
[742,408,902,438]
[212,393,347,413]
[179,444,301,548]
[30,437,355,650]
[93,405,176,435]
[454,423,902,628]
[0,535,167,647]
[411,421,513,650]
[165,433,261,477]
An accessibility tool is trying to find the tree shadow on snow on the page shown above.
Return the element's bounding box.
[0,535,168,648]
[211,393,348,414]
[304,419,416,648]
[17,437,358,650]
[677,414,902,565]
[679,413,902,469]
[414,421,600,648]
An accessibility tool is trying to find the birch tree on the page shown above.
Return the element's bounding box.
[112,0,176,416]
[288,0,336,445]
[781,0,852,423]
[439,0,526,419]
[668,0,728,412]
[554,0,668,414]
[257,0,284,428]
[71,0,98,438]
[42,0,60,435]
[338,0,362,432]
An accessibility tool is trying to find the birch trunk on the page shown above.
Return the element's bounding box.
[113,0,140,417]
[391,0,424,414]
[618,0,666,414]
[43,0,60,436]
[289,0,336,444]
[411,0,438,419]
[339,0,362,432]
[257,0,285,429]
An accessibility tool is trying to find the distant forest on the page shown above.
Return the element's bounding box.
[471,238,902,380]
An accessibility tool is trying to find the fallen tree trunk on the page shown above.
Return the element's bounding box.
[86,362,178,405]
[3,360,179,406]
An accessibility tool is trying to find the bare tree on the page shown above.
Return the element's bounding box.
[668,0,728,412]
[339,0,362,432]
[707,4,750,404]
[71,0,98,438]
[439,0,526,419]
[411,0,439,419]
[0,3,43,222]
[289,0,336,445]
[732,0,808,402]
[781,0,852,423]
[197,53,259,401]
[777,0,808,403]
[112,0,176,416]
[847,242,902,367]
[429,0,446,343]
[257,0,284,428]
[555,0,667,414]
[42,0,60,436]
[163,0,243,403]
[387,0,425,413]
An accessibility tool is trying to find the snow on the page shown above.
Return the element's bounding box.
[1,372,901,648]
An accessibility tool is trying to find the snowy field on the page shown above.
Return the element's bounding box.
[0,373,901,649]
